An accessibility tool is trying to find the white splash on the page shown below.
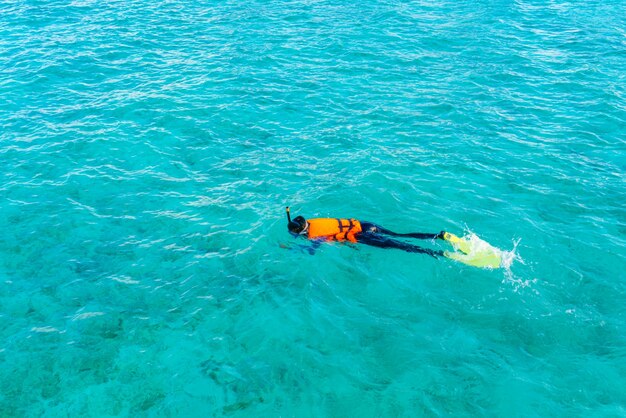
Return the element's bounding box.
[445,229,522,271]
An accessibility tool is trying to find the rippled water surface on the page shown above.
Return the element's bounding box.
[1,0,625,416]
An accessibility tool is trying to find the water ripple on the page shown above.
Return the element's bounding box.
[1,0,626,415]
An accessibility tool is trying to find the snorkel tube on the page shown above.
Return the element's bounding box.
[286,206,292,223]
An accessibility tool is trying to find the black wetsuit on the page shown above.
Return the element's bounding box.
[356,222,444,258]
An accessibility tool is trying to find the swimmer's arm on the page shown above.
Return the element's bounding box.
[281,238,322,255]
[306,240,322,255]
[296,240,322,255]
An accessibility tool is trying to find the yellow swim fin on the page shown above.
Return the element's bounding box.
[440,232,503,269]
[442,232,471,254]
[444,250,502,269]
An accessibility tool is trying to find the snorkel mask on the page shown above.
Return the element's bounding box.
[286,207,307,234]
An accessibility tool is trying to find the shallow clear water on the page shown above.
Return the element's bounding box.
[1,0,625,416]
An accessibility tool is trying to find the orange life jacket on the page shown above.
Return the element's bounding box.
[307,218,362,243]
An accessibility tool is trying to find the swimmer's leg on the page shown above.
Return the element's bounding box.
[357,234,444,258]
[360,222,439,240]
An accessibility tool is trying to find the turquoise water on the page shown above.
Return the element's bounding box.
[1,0,625,415]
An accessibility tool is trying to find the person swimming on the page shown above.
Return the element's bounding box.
[286,207,451,257]
[285,207,503,268]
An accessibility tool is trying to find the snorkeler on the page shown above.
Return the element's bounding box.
[287,207,449,257]
[285,207,503,268]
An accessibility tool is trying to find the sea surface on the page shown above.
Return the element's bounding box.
[1,0,625,416]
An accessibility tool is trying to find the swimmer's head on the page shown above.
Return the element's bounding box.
[286,207,307,234]
[288,216,307,234]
